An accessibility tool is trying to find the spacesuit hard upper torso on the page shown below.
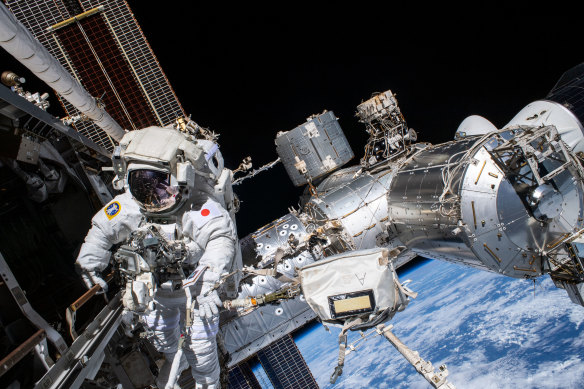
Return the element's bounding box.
[77,190,238,277]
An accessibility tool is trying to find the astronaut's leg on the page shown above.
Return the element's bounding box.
[144,296,188,388]
[157,352,188,389]
[183,315,221,388]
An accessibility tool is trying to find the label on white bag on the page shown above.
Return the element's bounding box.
[328,289,375,319]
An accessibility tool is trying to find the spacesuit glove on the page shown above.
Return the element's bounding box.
[196,270,222,319]
[81,270,108,293]
[197,289,222,319]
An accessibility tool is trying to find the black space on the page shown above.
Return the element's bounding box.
[2,3,581,236]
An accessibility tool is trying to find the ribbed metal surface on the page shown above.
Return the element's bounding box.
[388,139,489,269]
[310,169,393,250]
[314,165,362,195]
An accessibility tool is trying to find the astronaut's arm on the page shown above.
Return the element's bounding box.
[76,223,114,290]
[77,225,113,271]
[183,204,237,318]
[76,193,143,290]
[183,204,237,275]
[197,233,236,318]
[198,233,236,276]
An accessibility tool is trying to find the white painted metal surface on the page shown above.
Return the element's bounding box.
[455,115,497,138]
[505,100,584,152]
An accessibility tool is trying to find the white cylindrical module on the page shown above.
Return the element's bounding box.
[455,115,498,139]
[0,4,125,142]
[275,111,353,186]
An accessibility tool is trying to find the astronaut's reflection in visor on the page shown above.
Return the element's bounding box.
[129,169,181,212]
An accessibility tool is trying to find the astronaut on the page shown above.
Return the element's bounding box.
[76,125,240,388]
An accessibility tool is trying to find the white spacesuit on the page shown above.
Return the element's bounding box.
[76,126,240,388]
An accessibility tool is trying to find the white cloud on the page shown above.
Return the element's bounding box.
[295,260,584,389]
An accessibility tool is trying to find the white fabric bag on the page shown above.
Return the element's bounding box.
[298,247,408,327]
[299,247,414,384]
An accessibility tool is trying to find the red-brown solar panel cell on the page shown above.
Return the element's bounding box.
[56,14,157,131]
[6,0,186,152]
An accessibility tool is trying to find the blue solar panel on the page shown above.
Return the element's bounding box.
[256,335,318,389]
[227,360,262,389]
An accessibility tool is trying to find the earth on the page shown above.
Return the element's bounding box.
[286,259,584,389]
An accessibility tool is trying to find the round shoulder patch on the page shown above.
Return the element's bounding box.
[105,201,121,220]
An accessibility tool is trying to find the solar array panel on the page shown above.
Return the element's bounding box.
[547,63,584,127]
[81,0,184,126]
[256,334,318,389]
[227,361,262,389]
[55,16,157,130]
[5,0,185,152]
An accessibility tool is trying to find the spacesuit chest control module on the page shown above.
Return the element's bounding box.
[76,124,242,389]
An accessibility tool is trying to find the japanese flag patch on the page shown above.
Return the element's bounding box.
[192,200,221,228]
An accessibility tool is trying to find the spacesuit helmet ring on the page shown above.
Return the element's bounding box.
[128,168,182,213]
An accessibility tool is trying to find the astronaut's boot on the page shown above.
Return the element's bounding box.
[156,352,189,389]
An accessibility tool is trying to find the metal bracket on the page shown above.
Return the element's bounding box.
[0,252,68,354]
